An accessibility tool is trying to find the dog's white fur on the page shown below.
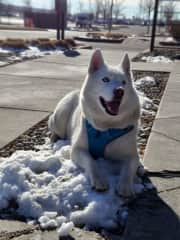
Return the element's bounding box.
[48,49,141,197]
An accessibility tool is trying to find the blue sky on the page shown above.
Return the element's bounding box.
[4,0,180,18]
[4,0,140,17]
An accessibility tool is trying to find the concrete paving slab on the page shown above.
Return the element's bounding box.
[123,192,180,240]
[0,75,82,112]
[173,62,180,74]
[0,108,48,149]
[132,62,173,72]
[159,188,180,216]
[13,228,105,240]
[0,220,35,239]
[149,176,180,193]
[156,73,180,118]
[34,49,138,66]
[34,50,92,66]
[152,117,180,142]
[144,132,180,171]
[0,61,87,79]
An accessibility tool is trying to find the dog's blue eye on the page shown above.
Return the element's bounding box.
[102,77,110,83]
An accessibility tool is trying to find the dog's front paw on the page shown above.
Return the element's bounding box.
[116,183,135,198]
[91,174,109,192]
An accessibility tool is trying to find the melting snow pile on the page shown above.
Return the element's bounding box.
[0,76,156,234]
[135,76,157,115]
[0,141,138,231]
[0,46,64,64]
[141,55,173,63]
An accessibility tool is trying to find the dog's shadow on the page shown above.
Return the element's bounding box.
[63,49,80,58]
[121,186,180,240]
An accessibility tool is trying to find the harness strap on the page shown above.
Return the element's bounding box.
[85,120,134,159]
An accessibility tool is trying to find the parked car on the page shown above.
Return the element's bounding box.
[75,13,94,28]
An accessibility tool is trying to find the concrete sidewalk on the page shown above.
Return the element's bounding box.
[144,61,180,214]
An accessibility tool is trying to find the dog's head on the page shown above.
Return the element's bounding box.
[80,49,140,125]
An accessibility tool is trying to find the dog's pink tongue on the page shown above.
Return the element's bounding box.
[107,101,119,115]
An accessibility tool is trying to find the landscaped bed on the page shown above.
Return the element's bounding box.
[132,47,180,63]
[74,32,128,43]
[0,38,91,67]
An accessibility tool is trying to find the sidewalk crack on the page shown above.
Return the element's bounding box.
[156,115,180,120]
[152,130,180,143]
[158,185,180,194]
[0,106,50,113]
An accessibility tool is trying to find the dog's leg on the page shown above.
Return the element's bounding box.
[72,148,109,191]
[48,91,79,141]
[50,133,60,143]
[117,158,139,197]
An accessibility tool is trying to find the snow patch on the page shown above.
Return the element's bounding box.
[0,140,148,231]
[57,222,74,237]
[0,45,64,64]
[135,76,156,88]
[141,55,173,63]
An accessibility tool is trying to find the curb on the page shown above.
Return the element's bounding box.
[74,36,125,44]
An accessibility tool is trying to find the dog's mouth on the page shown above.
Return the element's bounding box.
[100,95,123,116]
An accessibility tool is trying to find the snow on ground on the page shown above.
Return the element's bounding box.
[0,76,156,234]
[141,55,173,63]
[0,140,133,231]
[0,46,64,64]
[135,76,157,113]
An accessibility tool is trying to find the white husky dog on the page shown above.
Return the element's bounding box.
[48,49,141,197]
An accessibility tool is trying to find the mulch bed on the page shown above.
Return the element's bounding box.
[132,47,180,62]
[0,71,169,159]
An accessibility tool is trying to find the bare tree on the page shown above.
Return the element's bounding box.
[108,0,114,32]
[78,0,84,12]
[23,0,32,8]
[94,0,101,20]
[138,0,144,20]
[113,0,125,20]
[141,0,154,34]
[0,0,3,17]
[163,1,176,28]
[67,0,72,15]
[102,0,110,22]
[94,0,124,30]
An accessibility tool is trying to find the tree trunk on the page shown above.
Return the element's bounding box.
[108,0,114,32]
[147,8,151,34]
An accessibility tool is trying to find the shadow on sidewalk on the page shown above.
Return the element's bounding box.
[122,191,180,240]
[63,50,80,58]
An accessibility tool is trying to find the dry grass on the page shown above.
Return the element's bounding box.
[52,40,69,49]
[0,40,5,46]
[37,38,51,42]
[37,41,56,50]
[0,37,78,50]
[1,39,28,49]
[64,38,77,47]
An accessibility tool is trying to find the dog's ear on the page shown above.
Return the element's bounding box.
[121,53,131,76]
[88,49,104,74]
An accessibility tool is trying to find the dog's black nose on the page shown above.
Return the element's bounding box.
[114,87,124,98]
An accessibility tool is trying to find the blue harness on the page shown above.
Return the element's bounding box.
[85,120,134,159]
